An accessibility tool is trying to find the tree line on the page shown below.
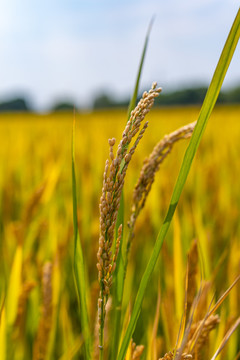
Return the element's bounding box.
[0,86,240,112]
[93,86,240,109]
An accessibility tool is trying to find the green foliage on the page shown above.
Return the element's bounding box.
[155,87,208,106]
[52,101,76,112]
[220,86,240,103]
[0,98,31,112]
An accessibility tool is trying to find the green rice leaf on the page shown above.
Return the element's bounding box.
[117,8,240,360]
[127,16,154,120]
[72,116,91,360]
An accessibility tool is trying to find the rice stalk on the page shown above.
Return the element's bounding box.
[97,83,161,358]
[112,19,155,357]
[45,254,61,360]
[59,335,83,360]
[127,121,196,252]
[175,239,199,352]
[186,314,220,357]
[173,284,203,360]
[23,184,46,225]
[148,281,161,360]
[33,262,53,360]
[159,351,192,360]
[210,317,240,360]
[116,122,196,344]
[207,274,240,319]
[14,281,36,337]
[93,297,112,360]
[6,245,23,326]
[186,240,199,321]
[159,273,240,360]
[178,274,240,359]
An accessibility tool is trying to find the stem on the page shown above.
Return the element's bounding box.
[111,301,122,358]
[99,284,104,360]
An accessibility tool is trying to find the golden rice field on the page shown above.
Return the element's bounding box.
[0,105,240,359]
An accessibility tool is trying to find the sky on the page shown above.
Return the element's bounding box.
[0,0,239,110]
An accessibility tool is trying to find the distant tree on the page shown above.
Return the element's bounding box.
[93,93,117,109]
[93,92,130,109]
[0,98,31,112]
[220,86,240,103]
[155,87,208,106]
[51,101,76,112]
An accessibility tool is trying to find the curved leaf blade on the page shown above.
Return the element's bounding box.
[117,8,240,360]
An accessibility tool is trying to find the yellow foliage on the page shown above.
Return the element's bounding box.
[0,106,239,359]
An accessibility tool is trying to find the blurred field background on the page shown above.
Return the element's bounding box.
[0,105,239,359]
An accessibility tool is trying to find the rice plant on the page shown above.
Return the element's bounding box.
[0,7,240,360]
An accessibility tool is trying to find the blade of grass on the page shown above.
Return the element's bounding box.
[72,116,91,360]
[0,303,6,360]
[210,317,240,360]
[6,245,22,326]
[148,280,161,360]
[117,9,240,360]
[127,16,154,120]
[111,18,154,359]
[173,210,184,322]
[207,274,240,319]
[188,275,240,354]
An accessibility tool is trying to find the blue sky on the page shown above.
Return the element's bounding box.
[0,0,239,109]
